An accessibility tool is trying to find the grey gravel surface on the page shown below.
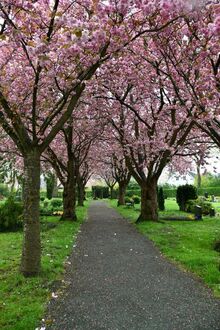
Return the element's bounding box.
[45,201,220,330]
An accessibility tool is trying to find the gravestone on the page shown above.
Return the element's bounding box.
[194,205,202,220]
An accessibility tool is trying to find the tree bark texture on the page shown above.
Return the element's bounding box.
[110,186,114,199]
[77,182,85,207]
[62,158,77,221]
[137,179,158,222]
[117,183,127,206]
[197,164,201,189]
[52,175,58,197]
[20,150,41,276]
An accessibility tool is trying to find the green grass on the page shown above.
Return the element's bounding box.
[0,202,89,330]
[109,198,220,297]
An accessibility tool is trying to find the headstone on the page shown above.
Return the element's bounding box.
[211,195,215,202]
[210,208,215,217]
[204,192,209,199]
[194,205,202,220]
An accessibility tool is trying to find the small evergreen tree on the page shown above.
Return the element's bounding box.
[176,184,197,211]
[158,187,165,211]
[45,172,56,200]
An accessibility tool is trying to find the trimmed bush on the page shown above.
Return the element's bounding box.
[158,187,165,211]
[126,189,141,197]
[163,188,176,198]
[40,198,63,216]
[50,198,63,208]
[132,195,140,204]
[176,184,197,211]
[0,196,23,231]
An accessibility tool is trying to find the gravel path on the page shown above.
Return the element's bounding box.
[45,201,220,330]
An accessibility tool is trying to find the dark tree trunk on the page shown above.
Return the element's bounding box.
[52,175,58,197]
[137,178,158,222]
[110,186,114,199]
[118,182,127,206]
[20,150,41,276]
[77,181,84,207]
[62,158,77,221]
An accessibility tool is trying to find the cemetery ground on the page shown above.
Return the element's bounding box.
[0,197,220,329]
[0,202,88,330]
[109,198,220,297]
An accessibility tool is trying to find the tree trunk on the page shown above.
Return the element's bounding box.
[110,186,114,199]
[20,150,41,276]
[77,181,84,207]
[197,164,201,188]
[137,179,158,222]
[62,158,77,221]
[52,175,58,197]
[118,183,126,206]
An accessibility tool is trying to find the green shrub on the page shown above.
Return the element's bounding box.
[45,172,56,200]
[50,198,63,208]
[186,198,213,215]
[197,187,220,197]
[0,183,10,198]
[125,197,134,204]
[40,198,63,216]
[132,195,140,204]
[176,184,197,211]
[163,188,176,198]
[126,189,141,197]
[158,187,165,211]
[0,196,23,231]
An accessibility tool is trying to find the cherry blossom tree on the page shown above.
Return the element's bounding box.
[0,0,215,274]
[93,50,202,221]
[1,0,170,275]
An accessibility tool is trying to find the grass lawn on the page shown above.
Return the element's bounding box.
[109,198,220,297]
[0,202,89,330]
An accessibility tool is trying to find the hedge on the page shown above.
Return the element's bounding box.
[127,186,220,199]
[164,187,220,198]
[87,186,220,200]
[126,189,141,197]
[197,187,220,196]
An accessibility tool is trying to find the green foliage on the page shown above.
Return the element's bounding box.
[45,172,56,200]
[50,198,63,208]
[0,183,10,198]
[158,187,165,211]
[125,196,134,204]
[186,198,213,215]
[163,186,220,198]
[195,173,220,188]
[198,187,220,196]
[92,186,109,199]
[176,184,197,211]
[127,181,139,190]
[131,195,140,204]
[0,196,23,231]
[163,188,176,198]
[40,198,63,216]
[126,189,141,197]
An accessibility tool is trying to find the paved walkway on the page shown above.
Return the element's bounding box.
[45,201,220,330]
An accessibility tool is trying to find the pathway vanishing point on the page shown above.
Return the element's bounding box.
[45,201,220,330]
